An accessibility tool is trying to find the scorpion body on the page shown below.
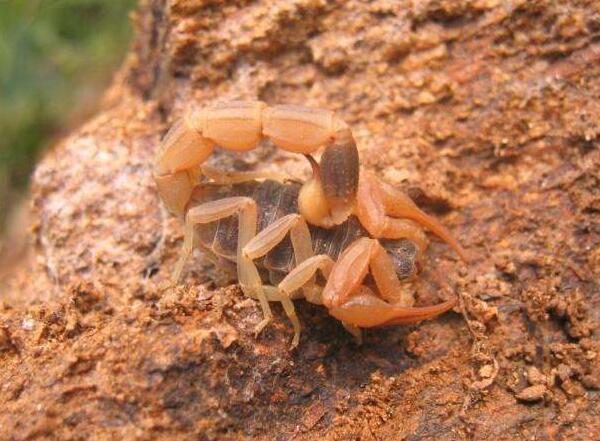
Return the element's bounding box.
[189,180,420,286]
[156,101,466,346]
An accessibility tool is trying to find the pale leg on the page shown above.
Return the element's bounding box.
[243,213,315,347]
[172,196,273,334]
[341,322,363,344]
[277,254,335,347]
[278,255,363,344]
[278,254,334,301]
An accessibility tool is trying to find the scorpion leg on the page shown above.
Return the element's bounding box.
[341,323,363,344]
[243,214,312,264]
[322,238,457,328]
[172,197,247,283]
[173,196,274,335]
[278,255,335,302]
[356,171,467,261]
[277,255,361,343]
[277,255,336,346]
[243,213,314,347]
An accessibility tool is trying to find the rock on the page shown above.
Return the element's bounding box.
[526,366,545,386]
[516,385,547,402]
[556,363,573,382]
[582,374,600,391]
[1,0,599,439]
[0,327,13,352]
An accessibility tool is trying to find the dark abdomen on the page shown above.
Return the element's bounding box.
[188,180,367,280]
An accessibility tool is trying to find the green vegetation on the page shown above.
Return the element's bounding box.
[0,0,136,228]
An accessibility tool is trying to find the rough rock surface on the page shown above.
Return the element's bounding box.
[1,0,600,440]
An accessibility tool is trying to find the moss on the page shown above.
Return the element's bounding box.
[0,0,136,228]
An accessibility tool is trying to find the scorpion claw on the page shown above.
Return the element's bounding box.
[356,172,468,262]
[329,291,457,327]
[322,237,457,329]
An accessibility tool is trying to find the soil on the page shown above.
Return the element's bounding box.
[1,1,599,440]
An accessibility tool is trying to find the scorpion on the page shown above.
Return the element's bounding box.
[154,101,467,346]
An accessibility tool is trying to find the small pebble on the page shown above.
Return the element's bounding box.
[526,366,545,385]
[582,375,600,390]
[556,363,572,382]
[516,384,546,402]
[21,318,35,331]
[479,364,495,378]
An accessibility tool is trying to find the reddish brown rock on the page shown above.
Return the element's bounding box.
[1,1,599,440]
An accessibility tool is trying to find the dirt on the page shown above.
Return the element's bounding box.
[1,0,599,439]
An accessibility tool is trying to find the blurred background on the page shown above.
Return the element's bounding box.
[0,0,136,264]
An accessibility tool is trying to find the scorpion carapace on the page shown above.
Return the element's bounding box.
[155,101,467,346]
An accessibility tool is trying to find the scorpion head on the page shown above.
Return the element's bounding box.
[381,238,420,280]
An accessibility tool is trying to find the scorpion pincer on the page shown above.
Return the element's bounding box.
[153,101,468,347]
